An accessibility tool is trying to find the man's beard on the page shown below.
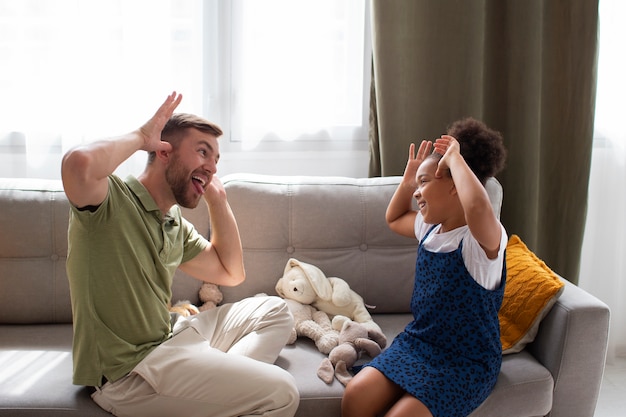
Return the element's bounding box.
[165,156,202,209]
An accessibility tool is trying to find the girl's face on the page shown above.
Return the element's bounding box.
[413,157,459,226]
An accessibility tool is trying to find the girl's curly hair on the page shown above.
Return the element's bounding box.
[445,117,507,184]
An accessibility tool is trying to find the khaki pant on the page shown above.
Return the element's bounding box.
[92,296,299,417]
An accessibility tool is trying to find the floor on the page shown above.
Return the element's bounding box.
[594,357,626,417]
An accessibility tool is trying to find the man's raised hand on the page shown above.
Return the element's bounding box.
[138,92,183,153]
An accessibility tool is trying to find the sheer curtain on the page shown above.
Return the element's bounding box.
[0,0,371,179]
[227,0,367,150]
[0,0,204,179]
[579,0,626,363]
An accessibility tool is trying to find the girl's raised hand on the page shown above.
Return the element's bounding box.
[403,140,432,186]
[433,135,460,178]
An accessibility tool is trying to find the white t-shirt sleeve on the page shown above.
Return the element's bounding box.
[462,224,508,290]
[414,212,507,290]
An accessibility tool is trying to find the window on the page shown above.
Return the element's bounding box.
[213,0,370,151]
[0,0,371,178]
[0,0,204,139]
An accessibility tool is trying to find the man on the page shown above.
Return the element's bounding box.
[62,92,299,417]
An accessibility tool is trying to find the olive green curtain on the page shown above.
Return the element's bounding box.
[369,0,599,283]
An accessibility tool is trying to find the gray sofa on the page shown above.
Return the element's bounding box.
[0,173,610,417]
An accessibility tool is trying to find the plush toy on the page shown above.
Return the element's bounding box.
[169,300,199,317]
[198,282,223,311]
[275,258,386,348]
[169,282,223,316]
[317,320,386,386]
[283,299,339,354]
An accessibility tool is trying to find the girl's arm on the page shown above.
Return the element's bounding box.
[386,141,432,238]
[434,135,502,258]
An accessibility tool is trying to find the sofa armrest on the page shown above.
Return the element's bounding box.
[527,278,610,417]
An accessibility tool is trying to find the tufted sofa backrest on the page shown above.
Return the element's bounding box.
[0,174,502,322]
[0,179,71,323]
[223,174,418,312]
[0,178,209,324]
[220,173,502,313]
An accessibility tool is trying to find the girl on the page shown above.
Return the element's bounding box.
[342,118,507,417]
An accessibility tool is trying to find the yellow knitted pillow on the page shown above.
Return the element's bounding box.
[500,235,565,354]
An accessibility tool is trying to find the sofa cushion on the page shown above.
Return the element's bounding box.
[0,178,211,326]
[220,174,420,312]
[0,324,111,417]
[469,350,553,417]
[219,174,504,312]
[500,235,565,354]
[277,314,553,417]
[0,314,554,417]
[0,179,71,324]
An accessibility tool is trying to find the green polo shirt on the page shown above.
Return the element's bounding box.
[67,175,208,387]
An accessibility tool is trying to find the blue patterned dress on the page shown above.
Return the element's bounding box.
[366,227,506,417]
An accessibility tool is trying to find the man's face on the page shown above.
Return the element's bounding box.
[165,128,220,208]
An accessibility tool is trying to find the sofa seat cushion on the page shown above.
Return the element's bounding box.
[1,315,554,417]
[275,314,554,417]
[0,324,110,417]
[2,315,553,417]
[470,350,553,417]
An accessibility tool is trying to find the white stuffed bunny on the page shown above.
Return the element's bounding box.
[275,258,386,348]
